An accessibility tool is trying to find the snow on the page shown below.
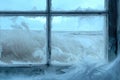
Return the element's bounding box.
[0,29,108,80]
[0,54,120,80]
[51,32,106,65]
[0,21,118,80]
[0,30,106,65]
[0,16,108,80]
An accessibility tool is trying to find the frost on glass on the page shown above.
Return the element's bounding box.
[0,0,46,11]
[0,16,46,64]
[51,16,106,65]
[52,0,105,11]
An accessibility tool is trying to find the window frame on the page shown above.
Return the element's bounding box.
[108,0,118,61]
[0,0,118,73]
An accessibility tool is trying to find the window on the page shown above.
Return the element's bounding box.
[0,0,118,73]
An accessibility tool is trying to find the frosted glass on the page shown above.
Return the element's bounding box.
[52,16,105,31]
[0,0,46,11]
[51,16,106,65]
[0,16,46,64]
[52,0,105,11]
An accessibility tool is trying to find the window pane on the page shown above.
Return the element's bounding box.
[0,16,46,64]
[51,16,106,65]
[52,0,105,11]
[52,16,105,31]
[0,0,46,11]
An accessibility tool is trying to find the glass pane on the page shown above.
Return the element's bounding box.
[51,16,106,65]
[52,0,105,11]
[52,16,105,31]
[0,0,46,11]
[0,16,46,64]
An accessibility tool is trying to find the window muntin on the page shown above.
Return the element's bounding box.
[52,0,105,11]
[0,16,47,64]
[0,0,46,11]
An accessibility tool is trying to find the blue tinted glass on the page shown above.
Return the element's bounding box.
[0,0,46,11]
[52,0,105,11]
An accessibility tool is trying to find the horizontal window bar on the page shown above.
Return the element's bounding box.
[0,11,47,16]
[51,14,107,17]
[0,11,108,16]
[0,11,108,13]
[51,11,108,15]
[0,64,70,74]
[0,64,70,68]
[0,65,45,75]
[0,64,46,68]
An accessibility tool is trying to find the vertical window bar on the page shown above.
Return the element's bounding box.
[108,0,118,61]
[105,0,109,62]
[46,0,51,66]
